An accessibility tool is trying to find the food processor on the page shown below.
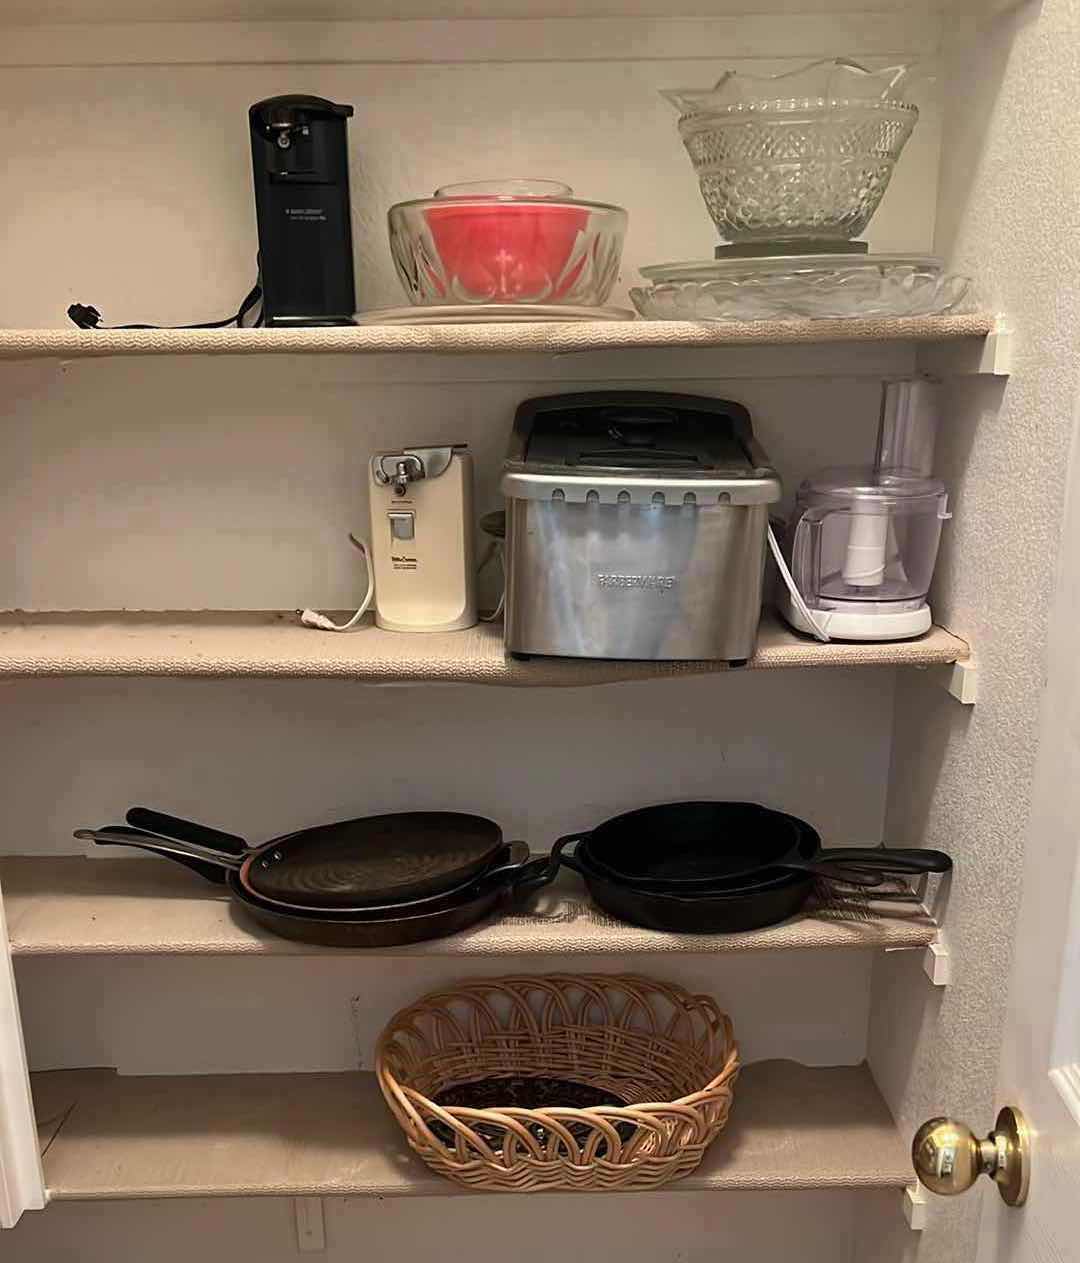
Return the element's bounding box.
[777,378,950,642]
[779,468,949,640]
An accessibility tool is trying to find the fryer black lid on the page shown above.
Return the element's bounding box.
[513,391,756,473]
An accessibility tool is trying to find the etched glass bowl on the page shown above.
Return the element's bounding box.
[662,60,918,245]
[388,180,628,307]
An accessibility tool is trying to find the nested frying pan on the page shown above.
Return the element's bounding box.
[77,806,510,910]
[228,848,553,948]
[553,809,951,935]
[84,825,551,948]
[565,801,952,892]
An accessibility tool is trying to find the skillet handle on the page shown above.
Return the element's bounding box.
[482,840,531,883]
[510,856,560,896]
[126,807,248,856]
[818,847,952,874]
[550,833,587,875]
[74,826,241,885]
[477,843,556,898]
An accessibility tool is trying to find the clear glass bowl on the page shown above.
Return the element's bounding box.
[661,59,918,245]
[630,254,971,322]
[388,179,628,307]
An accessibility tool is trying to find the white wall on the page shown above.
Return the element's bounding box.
[0,14,941,328]
[0,1188,861,1263]
[5,666,893,1073]
[1,356,903,611]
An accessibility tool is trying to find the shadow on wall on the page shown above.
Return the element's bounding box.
[929,373,1008,625]
[933,0,1043,264]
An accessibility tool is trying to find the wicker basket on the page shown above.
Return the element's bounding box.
[375,973,739,1192]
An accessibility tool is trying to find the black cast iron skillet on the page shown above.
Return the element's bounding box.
[225,842,554,948]
[551,829,814,934]
[77,806,509,908]
[80,827,553,947]
[565,801,952,893]
[552,809,952,934]
[77,826,529,916]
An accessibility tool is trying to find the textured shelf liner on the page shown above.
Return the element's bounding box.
[0,315,994,359]
[34,1060,911,1199]
[1,858,937,957]
[0,611,968,684]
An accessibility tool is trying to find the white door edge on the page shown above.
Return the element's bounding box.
[1048,1064,1080,1130]
[0,879,45,1227]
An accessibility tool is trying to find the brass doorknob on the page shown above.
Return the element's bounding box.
[912,1107,1030,1206]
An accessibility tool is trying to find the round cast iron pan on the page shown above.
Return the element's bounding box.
[571,801,952,892]
[552,824,819,934]
[224,844,554,948]
[124,806,507,907]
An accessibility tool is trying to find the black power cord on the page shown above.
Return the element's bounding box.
[67,277,263,331]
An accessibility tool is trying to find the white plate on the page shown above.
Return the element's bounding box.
[355,304,636,325]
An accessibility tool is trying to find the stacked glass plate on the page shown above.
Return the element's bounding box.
[630,254,972,323]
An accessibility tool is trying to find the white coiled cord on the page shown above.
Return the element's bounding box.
[767,524,830,644]
[299,535,375,633]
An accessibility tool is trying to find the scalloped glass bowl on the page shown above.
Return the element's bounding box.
[630,255,972,322]
[662,60,919,245]
[388,179,628,307]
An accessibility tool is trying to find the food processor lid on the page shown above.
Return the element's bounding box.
[798,465,946,510]
[502,391,781,505]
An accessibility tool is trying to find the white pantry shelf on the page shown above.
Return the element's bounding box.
[1,858,937,958]
[0,612,969,685]
[31,1060,911,1200]
[0,315,995,361]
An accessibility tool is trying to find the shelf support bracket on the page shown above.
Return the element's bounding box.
[916,318,1011,378]
[294,1197,326,1253]
[929,658,978,705]
[923,936,952,987]
[904,1182,930,1230]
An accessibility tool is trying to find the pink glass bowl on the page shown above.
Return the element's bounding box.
[388,180,627,306]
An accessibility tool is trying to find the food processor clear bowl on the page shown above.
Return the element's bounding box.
[387,179,628,307]
[787,467,948,610]
[660,59,918,246]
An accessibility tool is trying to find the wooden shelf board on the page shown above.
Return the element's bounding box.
[1,857,937,958]
[0,611,969,685]
[0,316,994,361]
[34,1060,911,1200]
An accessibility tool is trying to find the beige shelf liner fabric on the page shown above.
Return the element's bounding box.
[0,611,968,684]
[35,1060,911,1199]
[1,859,936,958]
[0,315,994,359]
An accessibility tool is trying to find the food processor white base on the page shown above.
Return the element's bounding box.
[780,593,932,642]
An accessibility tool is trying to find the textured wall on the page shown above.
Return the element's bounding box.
[862,2,1080,1262]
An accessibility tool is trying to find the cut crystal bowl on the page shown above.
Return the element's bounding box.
[661,60,918,245]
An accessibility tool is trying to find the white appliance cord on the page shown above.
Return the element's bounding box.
[477,539,506,623]
[767,524,831,644]
[301,531,505,631]
[299,534,375,632]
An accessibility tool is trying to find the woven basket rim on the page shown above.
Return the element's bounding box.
[375,972,739,1125]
